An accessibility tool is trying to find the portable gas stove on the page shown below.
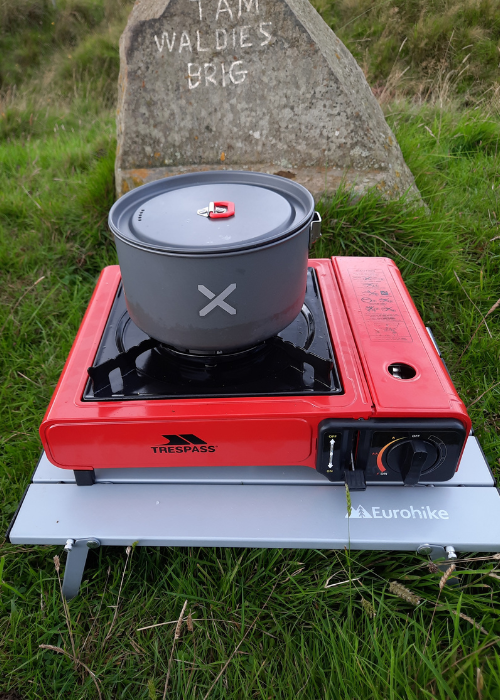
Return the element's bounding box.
[8,257,500,598]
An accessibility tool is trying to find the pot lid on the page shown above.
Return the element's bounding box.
[109,171,315,254]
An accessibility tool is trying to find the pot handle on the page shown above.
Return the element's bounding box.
[309,211,322,247]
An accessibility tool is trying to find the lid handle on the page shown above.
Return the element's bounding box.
[210,201,235,219]
[197,202,235,219]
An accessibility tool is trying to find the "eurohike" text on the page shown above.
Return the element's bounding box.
[347,505,449,520]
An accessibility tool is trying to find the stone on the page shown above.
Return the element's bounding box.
[116,0,419,201]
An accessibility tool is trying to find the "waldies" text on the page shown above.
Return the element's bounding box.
[153,0,272,89]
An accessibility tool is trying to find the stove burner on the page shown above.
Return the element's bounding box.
[135,333,333,388]
[84,268,343,400]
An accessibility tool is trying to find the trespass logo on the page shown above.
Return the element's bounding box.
[346,505,449,520]
[151,434,217,454]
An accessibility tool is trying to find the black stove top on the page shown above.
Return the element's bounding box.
[84,268,343,400]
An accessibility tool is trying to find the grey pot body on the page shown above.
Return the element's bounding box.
[114,228,310,352]
[109,170,317,353]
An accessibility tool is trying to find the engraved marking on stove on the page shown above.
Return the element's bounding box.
[348,269,413,343]
[198,283,237,316]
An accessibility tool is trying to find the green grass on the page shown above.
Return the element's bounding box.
[0,0,131,101]
[1,1,500,698]
[312,0,500,103]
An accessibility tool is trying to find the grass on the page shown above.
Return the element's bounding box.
[312,0,500,103]
[0,0,131,103]
[1,1,500,698]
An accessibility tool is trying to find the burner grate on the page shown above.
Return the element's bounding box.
[84,269,343,400]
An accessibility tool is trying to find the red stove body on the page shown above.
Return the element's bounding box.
[39,257,471,486]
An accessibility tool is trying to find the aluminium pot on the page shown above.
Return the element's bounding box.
[108,171,321,353]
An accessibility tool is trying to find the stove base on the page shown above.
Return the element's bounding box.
[8,437,500,599]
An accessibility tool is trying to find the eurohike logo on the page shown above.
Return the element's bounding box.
[150,434,217,454]
[346,505,449,520]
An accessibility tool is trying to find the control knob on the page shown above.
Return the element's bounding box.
[386,439,439,485]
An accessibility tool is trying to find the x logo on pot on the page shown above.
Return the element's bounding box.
[198,283,237,316]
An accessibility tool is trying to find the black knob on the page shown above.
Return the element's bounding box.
[386,439,438,485]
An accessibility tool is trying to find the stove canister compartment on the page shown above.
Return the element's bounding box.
[108,171,317,352]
